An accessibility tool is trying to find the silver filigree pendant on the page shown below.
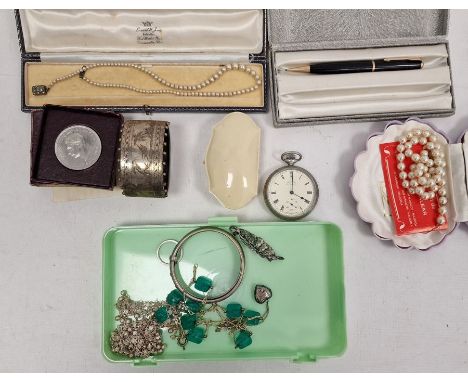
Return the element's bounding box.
[229,226,284,261]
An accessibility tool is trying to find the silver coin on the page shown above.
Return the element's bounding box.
[54,125,102,170]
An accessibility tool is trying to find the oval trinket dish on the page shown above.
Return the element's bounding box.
[205,112,260,210]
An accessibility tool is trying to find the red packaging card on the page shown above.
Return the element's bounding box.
[379,141,448,236]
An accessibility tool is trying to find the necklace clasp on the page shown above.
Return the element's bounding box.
[79,65,87,79]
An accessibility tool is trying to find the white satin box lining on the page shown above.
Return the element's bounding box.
[39,53,251,64]
[275,44,453,120]
[20,9,264,55]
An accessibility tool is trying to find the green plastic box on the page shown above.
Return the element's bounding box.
[102,217,346,365]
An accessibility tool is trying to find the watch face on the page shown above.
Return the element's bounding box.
[264,166,318,220]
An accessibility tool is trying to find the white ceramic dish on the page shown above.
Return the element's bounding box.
[205,112,261,210]
[350,118,457,250]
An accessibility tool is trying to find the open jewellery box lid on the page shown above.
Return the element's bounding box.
[15,9,268,113]
[268,9,449,51]
[102,217,346,365]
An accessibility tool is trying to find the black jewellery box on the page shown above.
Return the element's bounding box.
[268,10,455,127]
[15,9,268,113]
[30,105,171,198]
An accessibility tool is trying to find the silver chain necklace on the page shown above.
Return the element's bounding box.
[32,62,262,97]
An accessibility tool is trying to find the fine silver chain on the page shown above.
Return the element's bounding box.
[32,62,262,97]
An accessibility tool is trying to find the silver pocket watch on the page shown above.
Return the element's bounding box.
[263,152,319,221]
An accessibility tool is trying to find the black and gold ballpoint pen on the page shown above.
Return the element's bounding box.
[282,58,424,75]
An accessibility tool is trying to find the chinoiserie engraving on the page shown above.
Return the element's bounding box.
[117,120,169,197]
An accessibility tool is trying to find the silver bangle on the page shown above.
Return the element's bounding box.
[169,227,245,303]
[117,120,170,198]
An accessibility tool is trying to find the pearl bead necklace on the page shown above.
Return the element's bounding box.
[32,62,262,97]
[396,128,448,226]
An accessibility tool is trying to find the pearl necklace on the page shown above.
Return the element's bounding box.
[32,62,262,97]
[396,127,448,226]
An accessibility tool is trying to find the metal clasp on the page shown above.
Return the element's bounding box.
[143,105,152,115]
[79,65,87,79]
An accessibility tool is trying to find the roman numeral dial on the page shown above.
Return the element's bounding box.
[264,159,318,221]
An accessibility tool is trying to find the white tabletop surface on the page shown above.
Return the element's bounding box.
[1,9,468,372]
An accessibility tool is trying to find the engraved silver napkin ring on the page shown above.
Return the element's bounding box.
[116,120,170,197]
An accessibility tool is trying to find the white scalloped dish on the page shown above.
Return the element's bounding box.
[351,119,468,250]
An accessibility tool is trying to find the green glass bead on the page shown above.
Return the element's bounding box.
[154,306,169,323]
[235,330,252,349]
[187,326,205,344]
[166,289,184,306]
[243,310,262,326]
[226,303,243,319]
[186,299,202,313]
[194,276,212,292]
[180,314,197,330]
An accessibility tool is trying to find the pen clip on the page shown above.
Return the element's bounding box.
[383,57,424,69]
[383,57,422,62]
